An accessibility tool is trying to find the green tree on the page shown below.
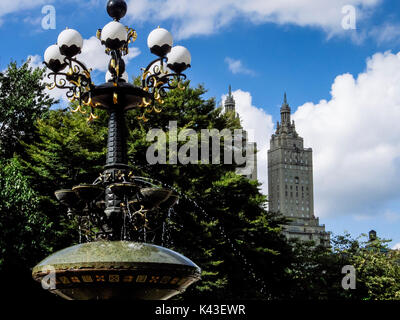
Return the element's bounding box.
[22,109,108,194]
[346,234,400,300]
[0,157,51,271]
[283,238,350,300]
[0,60,54,157]
[0,157,57,299]
[284,232,400,300]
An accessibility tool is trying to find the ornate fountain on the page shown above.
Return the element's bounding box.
[32,0,201,300]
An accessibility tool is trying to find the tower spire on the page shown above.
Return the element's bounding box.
[225,84,235,114]
[280,92,291,126]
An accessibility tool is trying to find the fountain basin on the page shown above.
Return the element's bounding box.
[32,241,201,300]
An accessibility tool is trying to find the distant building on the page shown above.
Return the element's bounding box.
[366,230,390,253]
[224,86,257,181]
[267,94,330,247]
[368,230,377,242]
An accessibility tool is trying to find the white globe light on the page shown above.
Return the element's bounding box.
[57,29,83,57]
[44,45,64,65]
[101,21,128,50]
[167,46,191,73]
[44,44,66,72]
[147,27,173,57]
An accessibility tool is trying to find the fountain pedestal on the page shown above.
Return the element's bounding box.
[32,241,201,300]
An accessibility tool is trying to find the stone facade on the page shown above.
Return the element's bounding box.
[268,94,330,247]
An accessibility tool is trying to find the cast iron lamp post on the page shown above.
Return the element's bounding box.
[32,0,200,300]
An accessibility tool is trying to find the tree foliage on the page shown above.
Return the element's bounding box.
[334,233,400,300]
[284,233,400,300]
[0,60,54,157]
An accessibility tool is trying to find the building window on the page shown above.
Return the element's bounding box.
[295,177,299,184]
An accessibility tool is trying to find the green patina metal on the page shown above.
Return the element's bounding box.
[32,241,201,300]
[33,241,200,273]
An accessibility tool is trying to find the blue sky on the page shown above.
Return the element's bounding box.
[1,0,400,248]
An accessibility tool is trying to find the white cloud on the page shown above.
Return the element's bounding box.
[393,242,400,250]
[225,57,255,76]
[383,210,400,223]
[27,54,43,69]
[369,24,400,45]
[126,0,380,39]
[222,89,274,194]
[292,51,400,218]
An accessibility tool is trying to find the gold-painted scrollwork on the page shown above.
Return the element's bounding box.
[137,57,187,122]
[71,104,86,114]
[46,82,56,90]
